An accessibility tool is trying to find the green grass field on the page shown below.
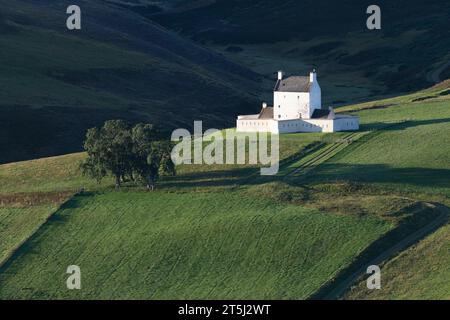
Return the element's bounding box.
[0,128,398,299]
[0,133,317,270]
[0,191,391,299]
[321,83,450,300]
[0,205,57,264]
[307,85,450,199]
[0,81,450,299]
[345,223,450,300]
[0,153,93,266]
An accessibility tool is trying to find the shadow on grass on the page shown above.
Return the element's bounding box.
[161,162,450,192]
[360,117,450,132]
[309,202,450,300]
[300,163,450,189]
[161,141,325,189]
[0,192,96,273]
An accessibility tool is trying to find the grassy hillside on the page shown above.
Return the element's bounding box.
[0,153,101,265]
[308,83,450,300]
[308,82,450,299]
[345,222,450,300]
[0,134,315,269]
[0,131,400,299]
[307,84,450,198]
[0,0,261,163]
[0,191,390,299]
[1,81,450,299]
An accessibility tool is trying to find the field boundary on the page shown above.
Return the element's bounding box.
[0,191,79,271]
[309,202,450,300]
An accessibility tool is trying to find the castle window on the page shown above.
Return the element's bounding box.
[278,115,281,119]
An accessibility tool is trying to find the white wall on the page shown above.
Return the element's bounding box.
[236,119,278,133]
[237,117,359,134]
[273,92,310,120]
[277,119,334,133]
[309,82,322,118]
[332,117,360,131]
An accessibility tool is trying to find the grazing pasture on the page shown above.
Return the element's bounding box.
[1,82,450,299]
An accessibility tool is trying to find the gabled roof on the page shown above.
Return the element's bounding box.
[274,76,311,92]
[258,107,274,119]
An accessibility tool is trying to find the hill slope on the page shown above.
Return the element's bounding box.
[144,0,450,104]
[0,191,390,299]
[0,131,403,299]
[0,0,261,164]
[301,82,450,299]
[345,217,450,300]
[1,82,450,299]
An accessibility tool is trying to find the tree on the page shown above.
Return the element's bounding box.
[145,140,175,190]
[81,120,133,189]
[80,127,107,184]
[81,120,175,190]
[131,123,175,190]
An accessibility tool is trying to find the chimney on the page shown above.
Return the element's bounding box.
[277,70,283,80]
[262,102,267,109]
[310,69,317,83]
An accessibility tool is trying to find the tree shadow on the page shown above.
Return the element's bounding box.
[361,117,450,132]
[300,163,450,189]
[160,142,326,189]
[161,162,450,192]
[161,167,258,189]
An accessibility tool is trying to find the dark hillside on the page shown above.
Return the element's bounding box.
[0,0,261,163]
[148,0,450,103]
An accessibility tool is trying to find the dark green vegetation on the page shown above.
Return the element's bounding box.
[1,81,449,299]
[138,0,450,105]
[0,0,261,164]
[81,120,174,189]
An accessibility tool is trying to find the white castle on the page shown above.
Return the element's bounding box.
[236,70,359,134]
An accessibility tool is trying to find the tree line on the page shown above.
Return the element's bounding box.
[81,120,175,190]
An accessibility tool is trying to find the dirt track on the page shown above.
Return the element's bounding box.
[316,202,449,300]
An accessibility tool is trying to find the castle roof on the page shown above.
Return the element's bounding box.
[274,76,311,92]
[258,106,274,119]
